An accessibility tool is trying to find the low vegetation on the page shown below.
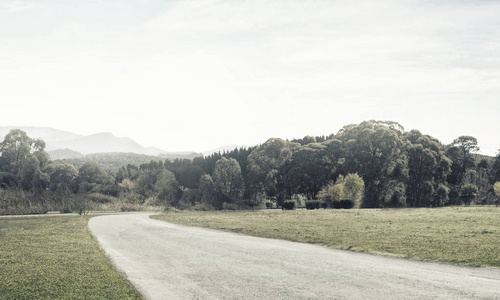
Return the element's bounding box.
[0,216,142,299]
[152,206,500,268]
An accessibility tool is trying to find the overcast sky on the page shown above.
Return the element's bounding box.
[1,0,499,155]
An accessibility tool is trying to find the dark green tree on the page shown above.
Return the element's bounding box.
[460,184,478,205]
[247,138,299,204]
[450,136,479,181]
[199,174,218,208]
[213,157,244,202]
[46,164,78,191]
[404,130,451,207]
[19,156,49,191]
[154,170,183,206]
[338,121,408,208]
[77,162,111,185]
[173,165,204,189]
[286,143,330,199]
[0,129,50,175]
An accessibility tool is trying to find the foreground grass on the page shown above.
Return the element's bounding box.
[153,206,500,268]
[0,216,142,299]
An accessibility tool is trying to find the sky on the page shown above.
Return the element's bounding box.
[1,0,499,155]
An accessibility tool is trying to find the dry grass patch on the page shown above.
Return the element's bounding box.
[152,206,500,267]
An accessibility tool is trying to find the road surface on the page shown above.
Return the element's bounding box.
[89,213,500,300]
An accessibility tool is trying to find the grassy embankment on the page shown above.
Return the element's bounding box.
[152,206,500,268]
[0,216,142,299]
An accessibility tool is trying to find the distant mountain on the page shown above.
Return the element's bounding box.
[51,132,149,155]
[0,126,243,160]
[0,126,83,149]
[0,126,179,158]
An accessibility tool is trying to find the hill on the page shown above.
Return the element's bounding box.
[0,126,185,157]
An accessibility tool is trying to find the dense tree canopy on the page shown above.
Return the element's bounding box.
[212,157,244,202]
[1,123,499,214]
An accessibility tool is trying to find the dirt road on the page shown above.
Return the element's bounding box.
[88,213,500,300]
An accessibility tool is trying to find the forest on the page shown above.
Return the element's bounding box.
[1,120,500,215]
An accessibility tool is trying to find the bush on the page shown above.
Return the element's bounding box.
[222,202,238,211]
[119,192,145,204]
[331,200,355,209]
[86,193,115,204]
[332,201,342,209]
[191,202,214,211]
[305,200,322,210]
[120,204,137,212]
[265,202,273,209]
[282,200,295,210]
[339,199,355,209]
[0,206,48,215]
[98,184,121,197]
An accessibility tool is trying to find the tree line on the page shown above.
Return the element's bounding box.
[1,120,500,214]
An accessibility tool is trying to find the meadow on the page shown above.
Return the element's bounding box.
[0,215,142,299]
[153,206,500,268]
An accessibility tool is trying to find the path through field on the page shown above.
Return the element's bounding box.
[89,213,500,300]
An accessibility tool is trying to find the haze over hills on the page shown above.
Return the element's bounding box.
[0,126,203,159]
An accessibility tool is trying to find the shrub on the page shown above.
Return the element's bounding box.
[98,184,121,197]
[119,192,145,204]
[0,206,48,215]
[460,184,478,206]
[332,201,342,209]
[265,202,273,209]
[191,202,214,211]
[305,200,322,210]
[291,194,306,207]
[222,202,238,210]
[86,193,114,204]
[282,200,295,210]
[339,199,355,209]
[120,205,137,212]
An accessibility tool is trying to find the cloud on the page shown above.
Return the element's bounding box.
[1,0,499,154]
[0,0,38,13]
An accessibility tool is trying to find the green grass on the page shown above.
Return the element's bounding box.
[152,206,500,268]
[0,216,142,300]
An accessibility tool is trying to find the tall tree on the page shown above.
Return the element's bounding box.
[199,174,217,208]
[491,152,500,183]
[247,138,299,204]
[338,121,408,208]
[46,163,78,192]
[77,162,111,186]
[212,157,244,202]
[494,182,500,206]
[18,156,49,191]
[154,169,183,206]
[460,184,478,205]
[0,129,49,175]
[286,143,330,199]
[451,136,479,179]
[173,165,204,189]
[404,130,451,207]
[343,173,365,208]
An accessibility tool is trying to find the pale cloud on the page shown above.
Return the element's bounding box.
[0,0,37,13]
[1,0,499,154]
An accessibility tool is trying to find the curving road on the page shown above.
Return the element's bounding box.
[89,213,500,300]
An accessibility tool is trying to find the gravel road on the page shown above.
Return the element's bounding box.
[88,213,500,300]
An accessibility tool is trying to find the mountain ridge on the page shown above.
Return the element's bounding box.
[0,126,201,158]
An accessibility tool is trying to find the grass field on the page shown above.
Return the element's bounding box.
[0,215,142,299]
[152,206,500,268]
